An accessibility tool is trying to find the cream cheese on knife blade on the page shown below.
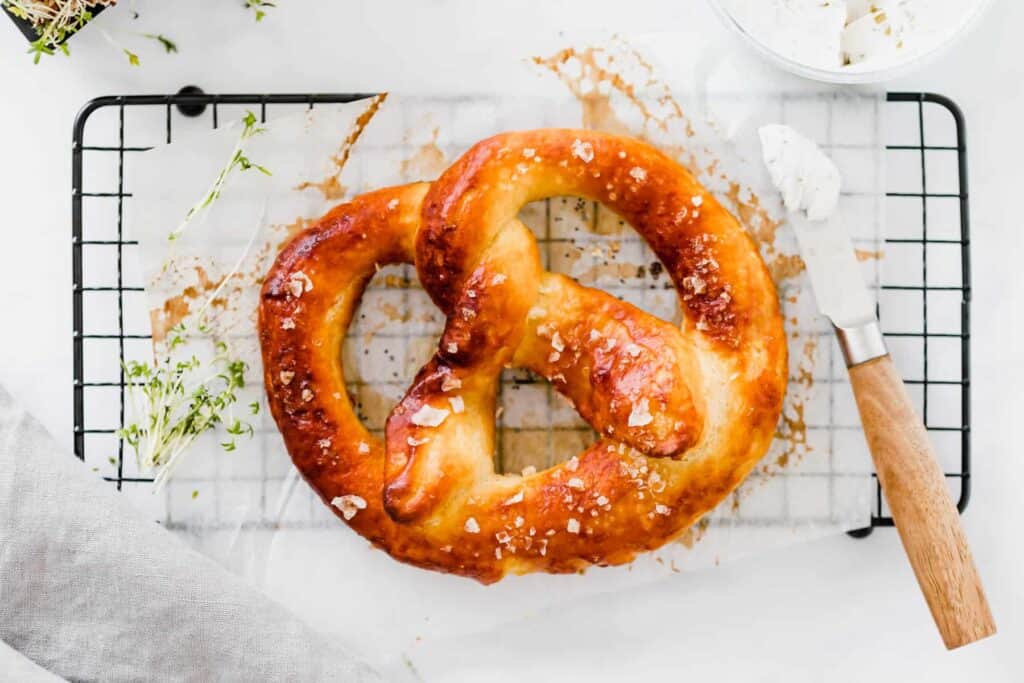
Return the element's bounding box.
[758,124,840,221]
[757,123,876,329]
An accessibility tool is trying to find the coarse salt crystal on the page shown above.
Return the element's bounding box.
[407,436,430,447]
[410,404,449,427]
[692,195,703,206]
[596,495,609,506]
[696,318,710,332]
[565,456,579,472]
[448,395,465,413]
[566,518,581,534]
[281,317,296,330]
[515,516,524,528]
[625,342,642,358]
[287,271,313,298]
[571,139,595,163]
[357,441,370,454]
[318,438,332,449]
[605,338,617,351]
[331,494,367,520]
[684,275,707,295]
[655,504,671,516]
[523,148,536,159]
[521,465,537,476]
[548,351,561,364]
[629,166,647,182]
[589,329,602,341]
[567,477,585,490]
[279,370,295,385]
[628,398,653,427]
[387,198,400,211]
[441,375,462,392]
[491,273,507,285]
[446,342,458,354]
[464,517,481,533]
[618,150,627,159]
[301,388,314,402]
[551,331,565,352]
[504,491,524,505]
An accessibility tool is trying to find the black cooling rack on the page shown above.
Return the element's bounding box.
[70,90,971,533]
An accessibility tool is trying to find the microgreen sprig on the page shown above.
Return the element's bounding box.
[244,0,274,22]
[3,0,112,63]
[118,327,260,491]
[169,110,272,242]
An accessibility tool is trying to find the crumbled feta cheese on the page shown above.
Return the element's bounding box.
[628,398,654,427]
[410,404,450,427]
[331,494,367,520]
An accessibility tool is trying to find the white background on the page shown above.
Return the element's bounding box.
[0,1,1021,680]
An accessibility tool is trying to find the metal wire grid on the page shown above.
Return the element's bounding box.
[71,91,969,532]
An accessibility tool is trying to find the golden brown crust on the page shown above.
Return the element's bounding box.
[259,130,787,583]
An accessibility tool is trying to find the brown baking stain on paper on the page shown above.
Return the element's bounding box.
[856,248,884,261]
[676,517,710,549]
[150,266,226,343]
[293,93,389,201]
[401,127,448,180]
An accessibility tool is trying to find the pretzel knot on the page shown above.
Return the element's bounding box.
[260,130,787,582]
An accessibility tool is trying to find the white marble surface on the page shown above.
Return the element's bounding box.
[0,0,1021,680]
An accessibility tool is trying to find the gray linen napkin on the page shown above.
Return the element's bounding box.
[0,385,381,682]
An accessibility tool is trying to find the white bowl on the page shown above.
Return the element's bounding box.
[709,0,993,84]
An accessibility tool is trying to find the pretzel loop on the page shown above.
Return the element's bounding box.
[260,129,787,582]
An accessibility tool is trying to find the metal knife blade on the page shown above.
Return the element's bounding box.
[789,211,876,329]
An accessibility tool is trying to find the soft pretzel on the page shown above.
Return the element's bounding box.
[260,129,787,583]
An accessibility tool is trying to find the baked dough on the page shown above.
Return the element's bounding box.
[259,129,787,582]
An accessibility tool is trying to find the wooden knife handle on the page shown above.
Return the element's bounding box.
[849,355,995,649]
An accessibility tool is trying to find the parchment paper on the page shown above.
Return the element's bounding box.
[126,41,884,670]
